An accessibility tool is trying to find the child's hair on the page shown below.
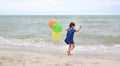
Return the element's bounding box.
[67,22,75,30]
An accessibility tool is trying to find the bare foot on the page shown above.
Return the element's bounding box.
[67,51,70,56]
[67,51,73,56]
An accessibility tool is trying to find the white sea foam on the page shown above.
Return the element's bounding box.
[0,37,120,55]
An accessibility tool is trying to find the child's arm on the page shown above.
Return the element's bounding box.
[76,25,82,32]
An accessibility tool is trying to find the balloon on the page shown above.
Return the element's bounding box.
[52,32,61,40]
[48,19,56,28]
[52,23,62,32]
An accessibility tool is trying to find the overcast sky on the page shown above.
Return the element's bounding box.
[0,0,120,15]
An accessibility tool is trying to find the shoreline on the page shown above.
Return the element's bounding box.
[0,44,120,66]
[0,44,120,57]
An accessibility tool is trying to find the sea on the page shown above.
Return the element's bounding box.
[0,15,120,55]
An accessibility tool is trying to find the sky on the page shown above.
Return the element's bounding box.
[0,0,120,15]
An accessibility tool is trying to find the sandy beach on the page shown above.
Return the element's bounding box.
[0,45,120,66]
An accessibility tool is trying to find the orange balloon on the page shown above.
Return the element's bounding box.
[48,19,56,28]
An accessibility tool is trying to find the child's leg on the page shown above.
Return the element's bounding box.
[68,44,71,50]
[67,45,71,55]
[67,44,75,55]
[69,44,75,52]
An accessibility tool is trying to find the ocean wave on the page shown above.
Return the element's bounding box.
[0,37,120,55]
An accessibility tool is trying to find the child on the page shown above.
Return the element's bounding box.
[65,22,82,56]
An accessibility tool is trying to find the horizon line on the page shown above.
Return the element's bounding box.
[0,14,120,16]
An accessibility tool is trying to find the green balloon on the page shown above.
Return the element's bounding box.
[52,23,62,32]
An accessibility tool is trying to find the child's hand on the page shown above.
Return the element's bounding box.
[80,25,82,28]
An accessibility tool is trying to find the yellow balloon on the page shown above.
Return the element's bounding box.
[52,32,61,40]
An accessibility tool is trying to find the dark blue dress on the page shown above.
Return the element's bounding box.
[65,28,76,44]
